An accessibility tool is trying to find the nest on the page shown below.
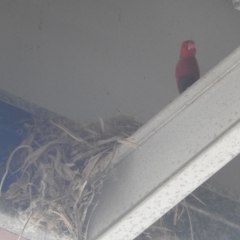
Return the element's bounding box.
[0,115,142,240]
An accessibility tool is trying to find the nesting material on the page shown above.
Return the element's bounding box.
[0,116,142,240]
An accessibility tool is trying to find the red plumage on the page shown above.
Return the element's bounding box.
[175,40,200,94]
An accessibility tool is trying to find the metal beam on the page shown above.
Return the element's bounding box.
[88,46,240,240]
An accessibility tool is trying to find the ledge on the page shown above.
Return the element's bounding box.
[88,45,240,240]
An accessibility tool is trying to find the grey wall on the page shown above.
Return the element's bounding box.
[1,0,240,123]
[1,1,240,193]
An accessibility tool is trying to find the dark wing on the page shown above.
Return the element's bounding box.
[177,75,198,94]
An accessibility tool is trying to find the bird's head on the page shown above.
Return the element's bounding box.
[180,40,196,58]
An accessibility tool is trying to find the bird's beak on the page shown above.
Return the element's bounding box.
[188,42,196,51]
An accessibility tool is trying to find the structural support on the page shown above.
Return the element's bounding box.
[88,46,240,240]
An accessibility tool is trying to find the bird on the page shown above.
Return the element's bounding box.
[175,40,200,94]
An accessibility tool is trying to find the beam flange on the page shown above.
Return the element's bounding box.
[89,46,240,240]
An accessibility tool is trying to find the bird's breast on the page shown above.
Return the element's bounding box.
[176,57,200,81]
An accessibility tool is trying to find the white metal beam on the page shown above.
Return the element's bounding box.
[88,46,240,240]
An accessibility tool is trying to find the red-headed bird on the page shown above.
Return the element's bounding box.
[175,40,200,94]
